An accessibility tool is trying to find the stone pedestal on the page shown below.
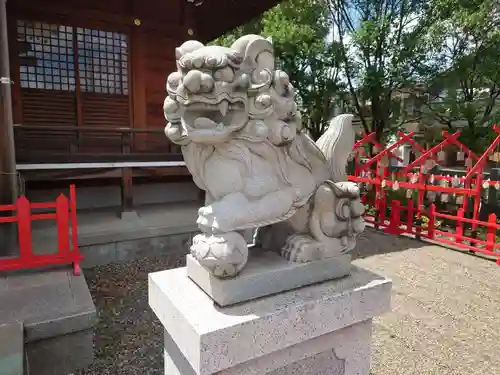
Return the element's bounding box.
[186,251,352,306]
[149,264,392,375]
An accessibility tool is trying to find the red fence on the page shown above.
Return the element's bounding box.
[0,184,82,275]
[350,126,500,265]
[350,175,500,264]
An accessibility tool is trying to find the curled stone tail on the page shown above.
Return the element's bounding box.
[315,114,355,182]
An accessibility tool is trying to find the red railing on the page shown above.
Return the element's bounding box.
[350,126,500,264]
[0,184,82,275]
[354,192,500,264]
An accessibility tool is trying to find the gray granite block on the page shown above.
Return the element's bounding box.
[0,270,96,342]
[149,265,392,375]
[26,328,93,375]
[0,269,96,375]
[0,321,24,375]
[186,251,352,306]
[163,321,369,375]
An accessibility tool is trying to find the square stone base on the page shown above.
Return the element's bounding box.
[187,251,351,306]
[164,319,372,375]
[149,265,392,375]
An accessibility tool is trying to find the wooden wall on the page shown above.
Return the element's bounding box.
[7,0,281,159]
[7,0,195,155]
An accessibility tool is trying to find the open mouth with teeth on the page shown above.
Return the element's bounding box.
[181,99,248,142]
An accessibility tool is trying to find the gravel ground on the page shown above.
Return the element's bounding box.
[75,228,499,375]
[74,249,186,375]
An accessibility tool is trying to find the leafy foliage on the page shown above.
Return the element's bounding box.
[328,0,435,140]
[420,0,500,136]
[212,0,345,140]
[211,0,500,150]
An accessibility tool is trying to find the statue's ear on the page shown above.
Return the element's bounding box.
[175,40,205,60]
[230,35,274,71]
[244,36,274,71]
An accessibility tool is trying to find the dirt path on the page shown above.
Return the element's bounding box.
[354,230,499,375]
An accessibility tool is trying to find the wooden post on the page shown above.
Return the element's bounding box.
[120,130,135,218]
[198,188,206,203]
[69,184,81,276]
[0,0,19,256]
[182,0,198,38]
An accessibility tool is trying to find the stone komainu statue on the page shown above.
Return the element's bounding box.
[163,35,365,278]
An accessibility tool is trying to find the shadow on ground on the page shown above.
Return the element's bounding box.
[352,228,428,260]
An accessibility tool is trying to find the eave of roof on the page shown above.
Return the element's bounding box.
[190,0,282,42]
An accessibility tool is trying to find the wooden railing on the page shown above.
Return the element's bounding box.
[14,124,183,163]
[13,124,192,214]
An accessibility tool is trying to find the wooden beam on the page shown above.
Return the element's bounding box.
[130,22,146,130]
[16,161,186,170]
[182,0,198,39]
[0,0,18,255]
[193,0,282,42]
[8,2,181,35]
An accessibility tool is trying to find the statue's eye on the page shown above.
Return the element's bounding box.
[214,67,235,82]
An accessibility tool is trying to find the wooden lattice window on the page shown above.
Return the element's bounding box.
[16,20,129,95]
[17,21,76,91]
[76,28,128,95]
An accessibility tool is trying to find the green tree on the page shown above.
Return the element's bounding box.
[327,0,434,141]
[213,0,345,140]
[420,0,500,152]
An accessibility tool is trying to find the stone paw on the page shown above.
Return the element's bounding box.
[280,234,326,263]
[196,193,248,233]
[190,231,249,278]
[281,233,358,262]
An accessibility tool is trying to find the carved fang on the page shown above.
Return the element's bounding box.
[218,100,229,116]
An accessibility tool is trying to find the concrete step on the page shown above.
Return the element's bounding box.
[0,321,24,375]
[0,268,96,375]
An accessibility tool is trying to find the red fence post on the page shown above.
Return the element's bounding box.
[17,196,33,262]
[394,200,401,234]
[456,208,464,244]
[472,174,482,231]
[486,213,497,252]
[378,196,386,230]
[417,173,425,211]
[407,200,414,235]
[386,200,401,235]
[427,204,436,240]
[56,194,70,257]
